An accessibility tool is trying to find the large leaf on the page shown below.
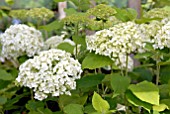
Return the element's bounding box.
[53,0,65,2]
[110,73,130,95]
[161,99,170,109]
[92,92,110,113]
[133,68,153,81]
[64,8,77,16]
[153,104,168,112]
[129,81,159,105]
[160,66,170,84]
[57,42,75,54]
[76,74,105,89]
[26,100,44,111]
[72,35,86,47]
[58,94,88,108]
[63,104,84,114]
[126,90,152,112]
[38,20,63,32]
[159,84,170,99]
[0,69,13,81]
[29,107,53,114]
[82,53,113,69]
[0,96,7,105]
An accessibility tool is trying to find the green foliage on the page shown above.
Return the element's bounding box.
[57,42,75,54]
[111,73,130,97]
[76,74,105,90]
[82,52,113,69]
[1,1,170,114]
[63,104,84,114]
[92,92,110,113]
[0,69,14,81]
[39,20,64,32]
[126,90,152,112]
[129,81,160,105]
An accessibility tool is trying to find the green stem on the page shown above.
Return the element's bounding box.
[156,61,160,85]
[30,89,34,100]
[118,57,124,76]
[125,54,129,77]
[0,109,4,114]
[0,82,16,95]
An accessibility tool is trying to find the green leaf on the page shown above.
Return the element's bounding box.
[110,73,130,95]
[64,8,77,16]
[161,99,170,109]
[92,92,110,113]
[0,96,7,105]
[63,104,84,114]
[127,8,138,20]
[84,104,96,114]
[53,0,65,3]
[153,104,168,112]
[126,90,152,112]
[72,35,86,47]
[38,20,63,32]
[133,68,153,81]
[57,42,75,54]
[82,53,113,69]
[134,52,153,59]
[26,100,44,111]
[76,74,105,89]
[0,69,13,81]
[4,92,29,110]
[5,0,14,5]
[159,84,170,99]
[160,66,170,84]
[59,94,88,108]
[129,81,159,105]
[29,107,54,114]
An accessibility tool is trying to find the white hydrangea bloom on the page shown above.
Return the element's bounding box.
[0,24,44,60]
[44,35,64,49]
[44,31,75,50]
[16,49,82,100]
[86,22,141,70]
[153,21,170,49]
[139,19,170,50]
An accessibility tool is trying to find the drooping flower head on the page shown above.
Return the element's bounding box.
[16,49,82,100]
[0,24,44,60]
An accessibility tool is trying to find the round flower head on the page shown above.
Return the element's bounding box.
[143,8,170,19]
[86,21,141,70]
[16,49,82,100]
[153,21,170,49]
[86,21,144,58]
[27,7,54,22]
[0,24,44,60]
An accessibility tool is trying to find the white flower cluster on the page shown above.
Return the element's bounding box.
[44,32,75,49]
[139,18,170,50]
[0,24,44,60]
[86,22,144,71]
[16,49,82,100]
[154,21,170,49]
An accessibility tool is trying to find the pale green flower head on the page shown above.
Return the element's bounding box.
[87,4,117,22]
[62,13,89,26]
[9,9,28,20]
[144,8,170,19]
[27,7,54,22]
